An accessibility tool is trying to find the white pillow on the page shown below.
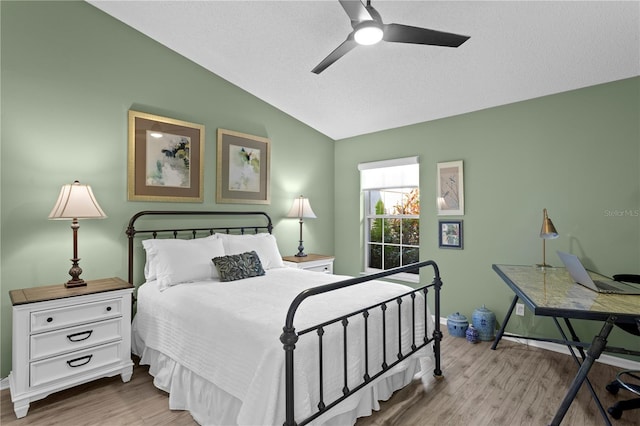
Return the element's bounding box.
[218,233,285,270]
[142,239,160,280]
[142,235,217,281]
[142,236,224,290]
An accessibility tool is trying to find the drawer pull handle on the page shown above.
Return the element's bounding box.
[106,306,112,312]
[67,330,93,342]
[66,355,93,368]
[46,317,53,323]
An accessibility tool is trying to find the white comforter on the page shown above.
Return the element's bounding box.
[133,267,434,425]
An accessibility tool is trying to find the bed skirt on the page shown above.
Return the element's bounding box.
[133,334,432,426]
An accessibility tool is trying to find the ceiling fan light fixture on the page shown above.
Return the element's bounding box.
[312,0,470,74]
[354,22,383,45]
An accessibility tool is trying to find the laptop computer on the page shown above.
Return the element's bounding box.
[557,251,640,295]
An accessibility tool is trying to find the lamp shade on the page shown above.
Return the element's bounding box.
[286,196,316,219]
[540,208,558,239]
[49,181,107,220]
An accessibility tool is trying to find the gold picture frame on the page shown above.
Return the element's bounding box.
[128,110,205,202]
[216,129,270,204]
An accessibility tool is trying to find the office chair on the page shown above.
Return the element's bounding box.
[604,274,640,420]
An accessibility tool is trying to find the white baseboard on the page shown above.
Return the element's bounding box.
[501,334,640,370]
[438,316,640,370]
[0,376,9,391]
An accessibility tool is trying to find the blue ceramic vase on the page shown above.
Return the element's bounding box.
[472,305,496,341]
[466,324,479,343]
[446,312,469,338]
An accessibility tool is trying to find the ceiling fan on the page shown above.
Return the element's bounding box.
[312,0,470,74]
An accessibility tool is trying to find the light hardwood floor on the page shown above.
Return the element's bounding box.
[1,335,638,425]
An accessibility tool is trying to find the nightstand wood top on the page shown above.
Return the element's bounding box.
[10,277,132,306]
[282,254,334,264]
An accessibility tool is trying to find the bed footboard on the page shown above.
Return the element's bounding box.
[281,260,442,426]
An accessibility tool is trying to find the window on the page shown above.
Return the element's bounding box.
[359,157,420,282]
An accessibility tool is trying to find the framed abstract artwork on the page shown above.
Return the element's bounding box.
[437,160,464,216]
[216,128,270,204]
[439,220,463,249]
[127,110,205,202]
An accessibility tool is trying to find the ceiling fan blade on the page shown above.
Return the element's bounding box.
[312,35,358,74]
[339,0,372,23]
[383,23,470,47]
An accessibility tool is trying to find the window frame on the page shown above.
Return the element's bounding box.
[363,187,420,283]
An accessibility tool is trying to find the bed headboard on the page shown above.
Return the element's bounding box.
[125,210,273,285]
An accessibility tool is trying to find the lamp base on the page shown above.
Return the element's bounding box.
[66,257,87,288]
[65,279,87,288]
[295,240,307,257]
[536,263,554,270]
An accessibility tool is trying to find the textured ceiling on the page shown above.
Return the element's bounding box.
[88,1,640,140]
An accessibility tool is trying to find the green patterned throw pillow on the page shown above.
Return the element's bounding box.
[212,251,266,282]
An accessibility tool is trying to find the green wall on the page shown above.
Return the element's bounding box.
[334,77,640,356]
[1,0,638,381]
[0,1,334,378]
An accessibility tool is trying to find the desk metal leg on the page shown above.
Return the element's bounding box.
[550,318,615,426]
[491,295,518,350]
[552,317,609,424]
[562,318,586,360]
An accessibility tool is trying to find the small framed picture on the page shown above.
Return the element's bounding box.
[216,128,271,204]
[439,220,463,249]
[437,160,464,216]
[128,110,205,202]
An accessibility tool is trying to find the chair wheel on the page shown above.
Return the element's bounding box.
[607,406,622,420]
[606,383,620,395]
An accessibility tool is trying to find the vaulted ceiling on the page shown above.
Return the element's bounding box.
[88,1,640,140]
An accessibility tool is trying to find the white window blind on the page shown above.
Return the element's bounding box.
[358,156,419,190]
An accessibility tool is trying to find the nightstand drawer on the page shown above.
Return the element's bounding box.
[30,341,123,388]
[30,318,123,360]
[30,298,123,333]
[282,254,335,274]
[305,264,333,273]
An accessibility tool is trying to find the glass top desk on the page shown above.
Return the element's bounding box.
[491,264,640,426]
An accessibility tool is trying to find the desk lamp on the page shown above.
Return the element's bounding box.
[49,181,107,287]
[537,208,559,269]
[287,195,316,257]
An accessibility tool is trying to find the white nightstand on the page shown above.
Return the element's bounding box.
[282,254,335,274]
[8,277,134,419]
